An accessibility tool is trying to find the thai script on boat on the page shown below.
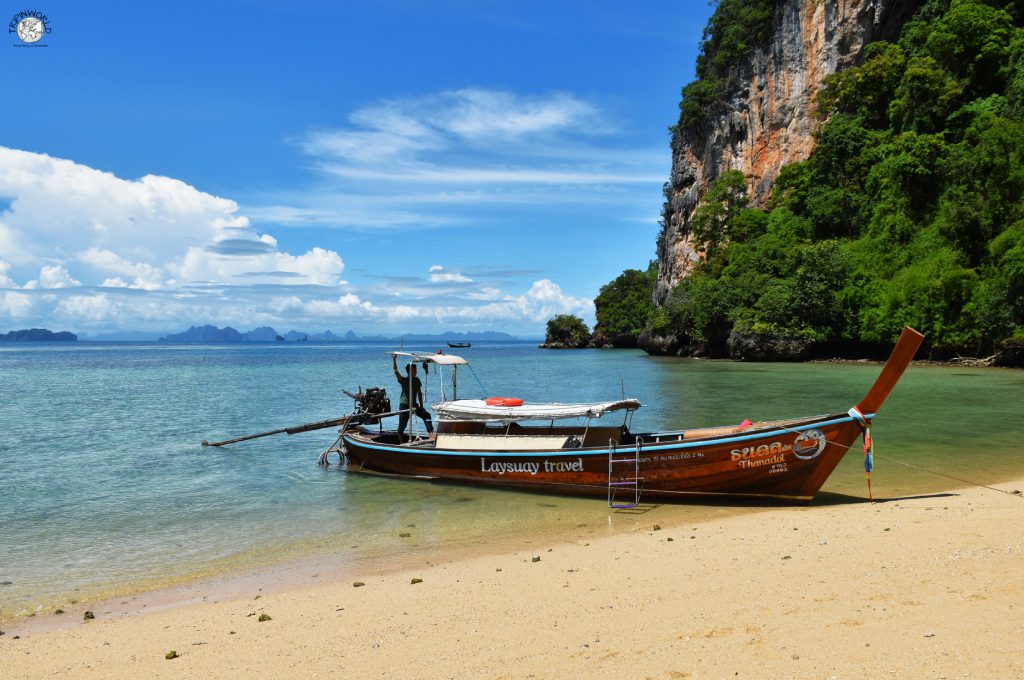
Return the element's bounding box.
[731,441,787,462]
[480,457,584,475]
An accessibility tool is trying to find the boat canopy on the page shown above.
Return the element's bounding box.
[389,351,468,366]
[434,398,641,422]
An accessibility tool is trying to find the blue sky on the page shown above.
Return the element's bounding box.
[0,1,711,336]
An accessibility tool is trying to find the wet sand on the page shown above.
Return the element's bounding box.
[2,479,1023,679]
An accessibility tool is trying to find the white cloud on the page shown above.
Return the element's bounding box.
[257,87,668,232]
[430,89,605,139]
[54,294,113,322]
[28,264,81,289]
[0,143,600,335]
[0,147,346,288]
[258,278,591,328]
[303,89,605,166]
[0,147,244,264]
[172,245,344,286]
[295,88,659,190]
[0,291,32,317]
[0,260,17,288]
[304,293,381,316]
[466,286,502,301]
[429,272,472,283]
[427,265,472,284]
[79,247,164,290]
[504,279,594,321]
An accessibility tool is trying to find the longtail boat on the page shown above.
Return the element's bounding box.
[336,327,924,506]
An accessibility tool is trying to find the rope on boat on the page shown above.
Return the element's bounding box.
[870,455,1024,499]
[771,414,1024,501]
[317,415,352,467]
[466,364,487,396]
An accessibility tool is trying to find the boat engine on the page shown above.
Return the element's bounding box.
[352,387,391,424]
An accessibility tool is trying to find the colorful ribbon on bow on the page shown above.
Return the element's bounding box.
[848,406,874,501]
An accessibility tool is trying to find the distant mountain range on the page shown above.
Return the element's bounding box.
[0,328,77,342]
[155,325,525,343]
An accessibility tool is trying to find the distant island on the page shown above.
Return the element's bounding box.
[0,328,78,342]
[157,325,522,343]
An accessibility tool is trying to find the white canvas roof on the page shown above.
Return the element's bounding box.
[389,351,468,365]
[434,398,641,422]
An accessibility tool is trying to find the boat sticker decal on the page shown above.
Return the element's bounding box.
[792,429,827,460]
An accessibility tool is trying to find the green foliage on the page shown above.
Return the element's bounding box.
[923,0,1014,93]
[544,314,591,346]
[677,0,776,133]
[651,0,1024,355]
[594,262,657,337]
[691,170,750,260]
[818,43,907,127]
[889,56,963,132]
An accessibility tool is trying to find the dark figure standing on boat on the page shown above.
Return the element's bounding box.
[393,355,433,441]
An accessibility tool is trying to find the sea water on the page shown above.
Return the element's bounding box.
[1,341,1022,616]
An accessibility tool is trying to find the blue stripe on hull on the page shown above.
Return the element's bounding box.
[345,413,860,457]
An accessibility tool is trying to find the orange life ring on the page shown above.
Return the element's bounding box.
[485,397,524,407]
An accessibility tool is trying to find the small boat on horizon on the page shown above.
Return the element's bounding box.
[447,341,471,348]
[206,328,924,507]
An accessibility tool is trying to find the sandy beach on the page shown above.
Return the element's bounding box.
[3,479,1023,679]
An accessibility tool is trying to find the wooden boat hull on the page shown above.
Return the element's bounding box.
[342,413,864,503]
[340,328,924,504]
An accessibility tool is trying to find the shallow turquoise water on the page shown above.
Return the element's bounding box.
[1,342,1022,615]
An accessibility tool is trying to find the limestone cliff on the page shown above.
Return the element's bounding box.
[654,0,922,305]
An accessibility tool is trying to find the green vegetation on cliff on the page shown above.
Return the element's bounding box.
[593,263,658,340]
[677,0,776,134]
[639,0,1024,358]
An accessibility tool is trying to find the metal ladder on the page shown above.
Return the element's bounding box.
[607,436,642,509]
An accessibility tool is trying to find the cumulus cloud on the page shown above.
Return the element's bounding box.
[0,291,32,317]
[0,147,346,288]
[0,146,595,335]
[79,248,163,290]
[23,264,81,289]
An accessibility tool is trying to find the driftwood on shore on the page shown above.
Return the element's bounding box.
[947,355,998,367]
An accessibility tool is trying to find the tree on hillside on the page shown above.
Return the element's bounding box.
[594,262,657,339]
[544,315,592,348]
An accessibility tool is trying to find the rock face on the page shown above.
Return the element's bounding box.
[726,331,810,361]
[589,324,640,349]
[159,325,246,343]
[994,338,1024,368]
[654,0,922,305]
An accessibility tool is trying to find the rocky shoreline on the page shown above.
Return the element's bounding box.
[543,329,1024,368]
